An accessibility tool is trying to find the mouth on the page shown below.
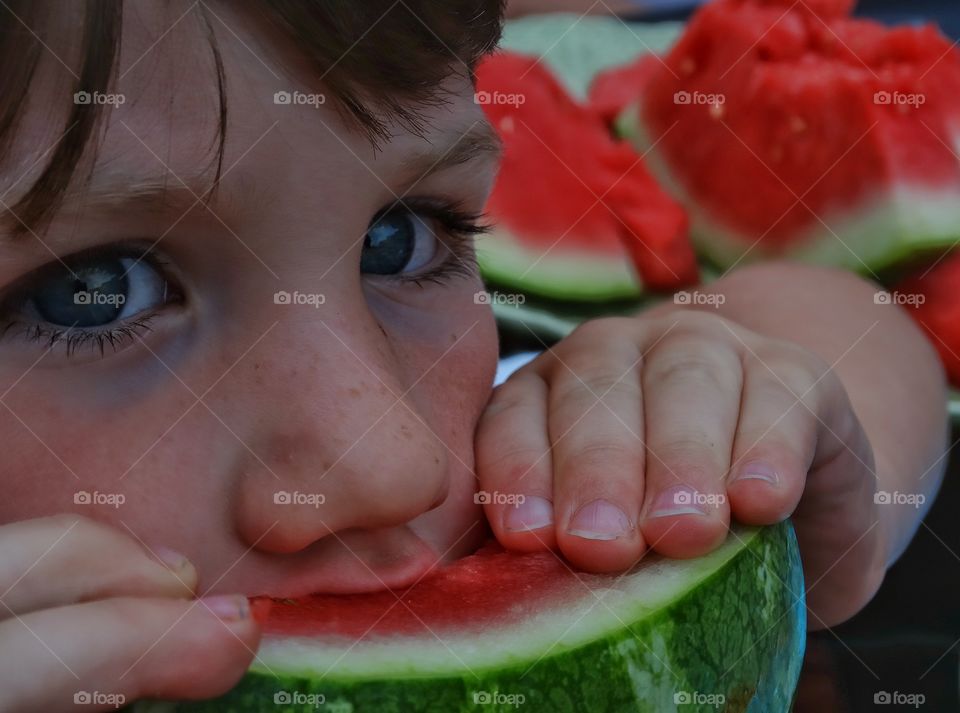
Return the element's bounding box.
[227,525,445,599]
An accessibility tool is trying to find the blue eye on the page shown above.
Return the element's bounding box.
[361,210,438,276]
[24,256,169,329]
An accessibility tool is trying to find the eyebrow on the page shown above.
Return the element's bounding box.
[0,120,504,240]
[401,120,503,186]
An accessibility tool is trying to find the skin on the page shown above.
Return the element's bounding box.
[0,1,948,711]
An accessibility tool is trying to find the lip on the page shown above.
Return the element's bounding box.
[223,526,445,599]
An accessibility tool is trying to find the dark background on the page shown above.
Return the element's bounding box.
[510,1,960,710]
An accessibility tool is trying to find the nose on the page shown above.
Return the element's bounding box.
[231,319,450,554]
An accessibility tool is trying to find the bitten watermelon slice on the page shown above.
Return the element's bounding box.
[138,523,804,712]
[476,52,697,299]
[618,0,960,272]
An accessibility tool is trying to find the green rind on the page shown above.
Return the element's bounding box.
[619,104,960,274]
[477,230,644,302]
[137,523,805,713]
[500,15,682,100]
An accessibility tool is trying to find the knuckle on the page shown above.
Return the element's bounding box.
[560,440,641,475]
[646,340,741,391]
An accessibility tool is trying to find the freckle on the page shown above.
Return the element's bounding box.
[378,324,388,339]
[451,333,457,343]
[434,456,440,465]
[348,387,361,399]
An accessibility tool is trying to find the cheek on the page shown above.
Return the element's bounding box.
[0,377,224,536]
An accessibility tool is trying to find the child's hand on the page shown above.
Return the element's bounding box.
[0,515,260,712]
[477,309,885,623]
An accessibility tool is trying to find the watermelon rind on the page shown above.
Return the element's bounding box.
[499,15,682,100]
[477,229,645,302]
[137,522,805,713]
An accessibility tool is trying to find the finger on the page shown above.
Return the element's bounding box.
[639,335,738,558]
[0,594,260,711]
[726,354,821,524]
[545,321,646,572]
[0,515,196,618]
[476,369,556,552]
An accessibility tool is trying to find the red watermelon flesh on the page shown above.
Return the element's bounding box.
[475,51,697,296]
[619,0,960,271]
[897,254,960,385]
[256,541,584,639]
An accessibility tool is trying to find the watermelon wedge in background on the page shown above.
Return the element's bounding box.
[136,523,804,713]
[897,255,960,385]
[616,0,960,272]
[475,52,697,299]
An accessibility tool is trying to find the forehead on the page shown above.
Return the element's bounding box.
[0,0,494,219]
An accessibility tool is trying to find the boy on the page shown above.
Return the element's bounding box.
[0,1,946,709]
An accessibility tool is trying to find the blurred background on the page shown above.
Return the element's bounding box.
[496,1,960,710]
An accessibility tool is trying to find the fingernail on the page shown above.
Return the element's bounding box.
[201,594,250,622]
[732,462,779,485]
[153,546,191,573]
[503,495,553,532]
[648,486,709,518]
[567,499,632,540]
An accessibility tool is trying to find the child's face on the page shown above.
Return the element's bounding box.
[0,3,500,596]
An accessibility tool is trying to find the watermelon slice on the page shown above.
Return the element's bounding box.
[617,0,960,272]
[476,52,697,299]
[137,523,805,712]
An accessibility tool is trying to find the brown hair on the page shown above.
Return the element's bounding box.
[0,0,505,231]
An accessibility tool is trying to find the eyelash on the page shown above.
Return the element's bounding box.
[0,201,490,359]
[0,245,174,359]
[389,198,491,288]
